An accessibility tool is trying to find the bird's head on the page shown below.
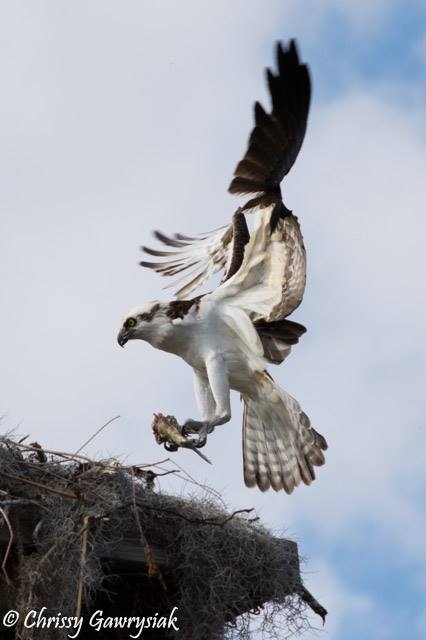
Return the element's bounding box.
[117,302,168,348]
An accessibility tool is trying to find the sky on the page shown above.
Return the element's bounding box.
[1,1,425,638]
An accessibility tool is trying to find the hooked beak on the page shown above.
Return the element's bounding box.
[117,328,129,348]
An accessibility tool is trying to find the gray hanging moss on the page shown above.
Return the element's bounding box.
[0,436,326,640]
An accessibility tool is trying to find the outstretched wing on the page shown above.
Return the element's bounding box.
[140,40,310,302]
[228,39,310,213]
[208,205,306,323]
[140,225,232,299]
[140,212,250,299]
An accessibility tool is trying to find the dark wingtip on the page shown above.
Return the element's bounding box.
[253,100,265,122]
[266,67,275,85]
[289,38,298,57]
[229,38,311,199]
[275,38,301,76]
[276,40,285,68]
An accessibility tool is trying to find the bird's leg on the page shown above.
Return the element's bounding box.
[181,371,214,440]
[182,357,231,447]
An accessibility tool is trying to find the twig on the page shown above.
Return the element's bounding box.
[0,438,101,464]
[154,459,225,504]
[0,506,13,584]
[0,437,124,471]
[75,515,91,618]
[149,469,180,478]
[74,416,120,455]
[14,459,84,488]
[1,436,176,477]
[137,504,257,526]
[130,468,166,590]
[131,458,172,468]
[299,586,328,623]
[0,497,48,510]
[164,459,199,485]
[0,470,78,500]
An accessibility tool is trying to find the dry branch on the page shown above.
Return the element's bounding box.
[0,505,13,583]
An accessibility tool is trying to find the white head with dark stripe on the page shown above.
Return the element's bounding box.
[117,302,168,348]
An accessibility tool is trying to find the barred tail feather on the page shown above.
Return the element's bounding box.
[242,376,327,493]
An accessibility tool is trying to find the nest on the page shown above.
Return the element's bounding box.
[0,435,325,639]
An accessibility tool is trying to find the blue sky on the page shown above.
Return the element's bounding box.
[0,1,425,638]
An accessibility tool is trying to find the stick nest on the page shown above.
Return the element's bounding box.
[0,435,321,640]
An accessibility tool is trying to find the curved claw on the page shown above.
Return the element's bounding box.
[182,419,204,436]
[195,435,207,449]
[164,442,179,452]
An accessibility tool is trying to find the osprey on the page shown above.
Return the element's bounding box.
[118,40,327,493]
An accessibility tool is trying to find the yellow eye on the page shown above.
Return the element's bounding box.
[124,317,137,329]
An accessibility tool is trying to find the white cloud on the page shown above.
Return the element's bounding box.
[278,89,426,560]
[414,31,426,65]
[284,0,398,33]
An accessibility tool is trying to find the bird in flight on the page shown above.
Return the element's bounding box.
[118,40,327,493]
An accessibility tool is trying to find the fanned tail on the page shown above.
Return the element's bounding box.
[242,373,327,493]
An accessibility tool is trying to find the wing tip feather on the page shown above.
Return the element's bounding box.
[229,38,311,201]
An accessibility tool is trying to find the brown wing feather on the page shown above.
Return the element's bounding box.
[228,40,311,207]
[268,212,307,320]
[140,225,233,299]
[139,41,310,303]
[255,318,307,364]
[222,210,250,282]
